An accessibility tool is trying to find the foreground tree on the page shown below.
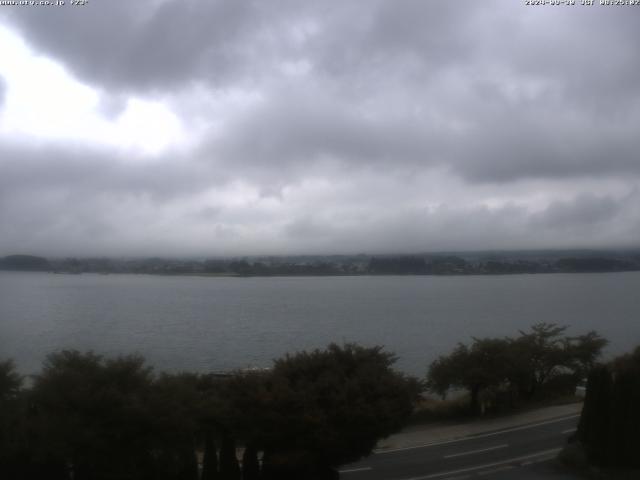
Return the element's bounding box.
[510,324,607,399]
[201,431,219,480]
[0,360,22,399]
[28,351,201,480]
[254,344,420,479]
[576,346,640,468]
[0,360,26,479]
[241,445,260,480]
[28,351,156,479]
[2,344,419,479]
[427,338,511,414]
[146,372,201,480]
[219,435,241,480]
[427,324,607,414]
[563,330,609,380]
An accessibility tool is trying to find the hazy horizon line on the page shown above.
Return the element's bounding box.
[4,246,640,261]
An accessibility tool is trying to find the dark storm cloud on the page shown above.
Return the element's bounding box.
[3,0,300,92]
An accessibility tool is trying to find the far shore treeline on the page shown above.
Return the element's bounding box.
[2,324,633,479]
[2,250,640,276]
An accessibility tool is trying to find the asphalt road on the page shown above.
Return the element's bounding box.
[339,414,580,480]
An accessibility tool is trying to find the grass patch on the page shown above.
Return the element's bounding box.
[408,395,473,424]
[408,393,583,426]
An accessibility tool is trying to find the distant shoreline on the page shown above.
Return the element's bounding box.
[3,251,640,277]
[2,269,640,278]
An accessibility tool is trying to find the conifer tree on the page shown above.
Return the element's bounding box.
[241,444,260,480]
[202,432,219,480]
[219,435,240,480]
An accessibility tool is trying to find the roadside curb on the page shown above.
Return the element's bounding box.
[375,403,583,453]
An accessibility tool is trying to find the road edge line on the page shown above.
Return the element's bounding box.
[399,448,562,480]
[376,414,579,454]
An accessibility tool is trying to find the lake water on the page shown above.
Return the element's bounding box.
[1,271,639,376]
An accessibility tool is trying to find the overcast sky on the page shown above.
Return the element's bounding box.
[0,1,639,257]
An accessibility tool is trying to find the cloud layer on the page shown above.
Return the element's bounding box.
[1,1,639,256]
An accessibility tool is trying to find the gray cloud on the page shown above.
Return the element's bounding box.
[209,89,443,173]
[275,197,640,255]
[0,144,218,201]
[2,138,640,256]
[0,75,5,108]
[3,0,297,92]
[532,194,622,230]
[1,1,640,255]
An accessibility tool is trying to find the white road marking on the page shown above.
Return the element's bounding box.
[377,414,579,454]
[522,456,555,466]
[339,466,373,474]
[478,465,514,476]
[561,428,577,434]
[443,444,508,459]
[396,447,562,480]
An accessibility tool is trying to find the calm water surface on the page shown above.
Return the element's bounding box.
[1,271,639,376]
